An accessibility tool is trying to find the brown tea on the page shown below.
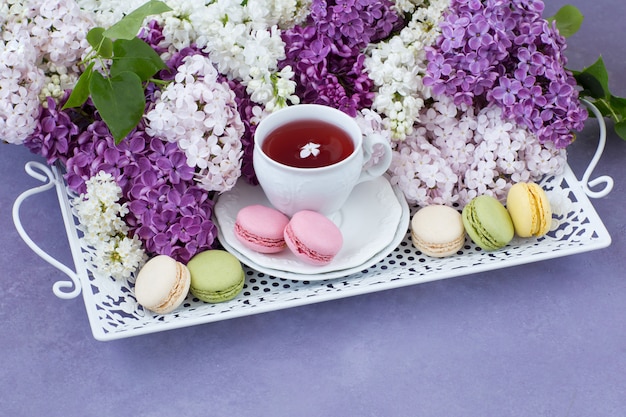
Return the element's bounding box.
[261,119,355,168]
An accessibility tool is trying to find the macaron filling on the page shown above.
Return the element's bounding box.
[234,222,286,250]
[527,185,548,235]
[190,278,244,303]
[153,262,190,313]
[464,205,502,250]
[467,209,501,249]
[411,232,464,256]
[284,223,334,264]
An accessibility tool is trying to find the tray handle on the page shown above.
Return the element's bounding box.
[578,99,614,199]
[12,161,82,300]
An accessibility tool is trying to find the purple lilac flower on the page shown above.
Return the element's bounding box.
[281,0,399,116]
[424,0,587,148]
[77,60,219,261]
[311,0,400,51]
[62,113,217,263]
[24,95,80,165]
[138,20,168,57]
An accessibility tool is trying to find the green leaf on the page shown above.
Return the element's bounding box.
[110,38,167,81]
[89,71,146,143]
[62,62,95,109]
[609,95,626,116]
[548,5,584,38]
[574,56,610,100]
[103,0,172,40]
[86,27,113,58]
[614,120,626,141]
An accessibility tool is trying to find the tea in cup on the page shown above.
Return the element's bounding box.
[253,104,392,216]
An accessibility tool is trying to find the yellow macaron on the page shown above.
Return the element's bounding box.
[506,182,552,238]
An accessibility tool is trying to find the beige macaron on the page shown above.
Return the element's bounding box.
[134,255,191,314]
[411,205,466,257]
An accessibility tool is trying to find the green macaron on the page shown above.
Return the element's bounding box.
[462,195,514,251]
[187,250,245,303]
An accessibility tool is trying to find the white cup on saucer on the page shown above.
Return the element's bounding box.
[253,104,392,217]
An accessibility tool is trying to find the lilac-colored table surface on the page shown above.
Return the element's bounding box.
[1,1,625,416]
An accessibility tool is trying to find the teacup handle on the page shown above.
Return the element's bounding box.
[357,134,392,184]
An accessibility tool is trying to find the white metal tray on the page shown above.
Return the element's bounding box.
[12,103,613,341]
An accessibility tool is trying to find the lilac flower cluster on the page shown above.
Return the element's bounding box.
[26,94,218,263]
[144,53,244,193]
[389,96,567,207]
[13,0,592,277]
[72,171,146,280]
[0,0,93,144]
[64,122,217,263]
[423,0,587,148]
[310,0,400,51]
[280,0,401,116]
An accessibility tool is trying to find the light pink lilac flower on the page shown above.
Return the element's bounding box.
[389,95,567,207]
[145,53,245,193]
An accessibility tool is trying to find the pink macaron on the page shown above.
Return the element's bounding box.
[234,204,290,254]
[284,210,343,265]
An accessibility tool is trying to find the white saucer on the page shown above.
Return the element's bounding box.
[213,176,410,280]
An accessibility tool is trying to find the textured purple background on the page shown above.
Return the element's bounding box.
[1,1,625,415]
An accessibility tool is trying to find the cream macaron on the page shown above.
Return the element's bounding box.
[134,255,191,314]
[411,205,466,257]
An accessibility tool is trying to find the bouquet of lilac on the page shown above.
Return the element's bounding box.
[2,0,589,278]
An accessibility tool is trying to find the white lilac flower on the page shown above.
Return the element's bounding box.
[72,171,146,280]
[75,0,145,28]
[89,234,146,280]
[148,0,208,60]
[32,0,93,68]
[365,0,448,141]
[0,29,44,144]
[0,0,91,113]
[267,0,312,28]
[145,54,245,193]
[389,95,566,207]
[300,142,321,158]
[190,1,298,110]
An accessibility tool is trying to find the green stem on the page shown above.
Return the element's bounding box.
[594,97,622,123]
[149,78,170,86]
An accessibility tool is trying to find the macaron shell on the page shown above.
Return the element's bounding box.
[410,205,465,257]
[134,255,191,314]
[187,250,245,303]
[234,204,289,253]
[284,210,343,265]
[412,233,465,257]
[506,182,552,237]
[462,195,514,251]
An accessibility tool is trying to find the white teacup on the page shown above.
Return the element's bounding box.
[253,104,392,216]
